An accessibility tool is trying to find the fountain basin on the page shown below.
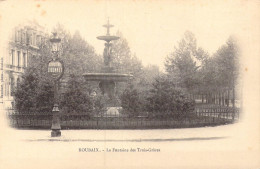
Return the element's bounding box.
[97,35,120,42]
[83,73,133,82]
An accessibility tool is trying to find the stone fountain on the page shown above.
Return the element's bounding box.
[83,19,133,107]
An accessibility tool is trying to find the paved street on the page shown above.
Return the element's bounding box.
[0,114,259,169]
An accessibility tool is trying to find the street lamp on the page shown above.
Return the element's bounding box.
[49,32,61,56]
[48,32,64,137]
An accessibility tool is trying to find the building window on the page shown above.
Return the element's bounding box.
[10,77,14,96]
[17,51,20,67]
[29,34,33,45]
[36,35,41,46]
[23,53,26,67]
[26,32,30,45]
[15,31,18,42]
[11,50,15,66]
[22,32,26,44]
[20,31,23,42]
[32,33,36,46]
[18,31,21,43]
[17,78,20,87]
[41,37,45,45]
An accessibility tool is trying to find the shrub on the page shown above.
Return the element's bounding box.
[60,75,92,114]
[120,83,142,117]
[14,68,54,113]
[146,75,195,119]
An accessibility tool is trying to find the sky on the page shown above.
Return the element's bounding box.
[0,0,259,70]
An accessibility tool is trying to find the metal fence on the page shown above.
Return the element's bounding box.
[195,106,239,120]
[6,106,239,129]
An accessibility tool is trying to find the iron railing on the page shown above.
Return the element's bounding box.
[6,106,239,129]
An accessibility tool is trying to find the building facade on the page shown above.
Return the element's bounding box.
[0,21,47,110]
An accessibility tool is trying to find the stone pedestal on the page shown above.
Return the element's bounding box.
[99,80,115,99]
[51,129,61,137]
[51,105,61,137]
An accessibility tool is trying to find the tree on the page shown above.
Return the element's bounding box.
[60,75,92,114]
[35,78,54,112]
[110,31,143,96]
[132,64,160,105]
[110,31,143,75]
[14,68,38,113]
[165,31,208,94]
[192,36,240,105]
[62,30,103,76]
[212,37,239,106]
[111,31,132,72]
[14,25,103,114]
[49,25,104,105]
[214,37,239,89]
[120,83,142,117]
[14,68,54,113]
[146,75,195,118]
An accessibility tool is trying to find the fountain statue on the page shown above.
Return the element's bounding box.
[83,19,133,107]
[103,42,112,67]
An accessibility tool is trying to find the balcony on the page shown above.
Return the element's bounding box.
[4,64,25,72]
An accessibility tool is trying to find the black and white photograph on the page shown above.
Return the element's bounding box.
[0,0,259,168]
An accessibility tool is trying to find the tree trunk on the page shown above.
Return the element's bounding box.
[233,88,235,108]
[220,91,224,106]
[227,90,230,107]
[209,93,212,104]
[222,92,226,106]
[218,92,221,105]
[215,93,217,104]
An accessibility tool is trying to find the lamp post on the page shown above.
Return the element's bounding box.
[48,32,64,137]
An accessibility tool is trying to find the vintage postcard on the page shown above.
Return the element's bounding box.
[0,0,259,168]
